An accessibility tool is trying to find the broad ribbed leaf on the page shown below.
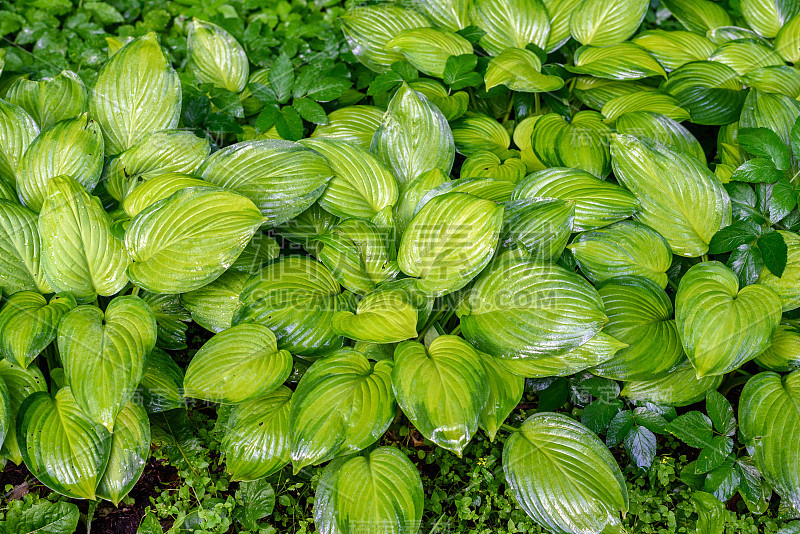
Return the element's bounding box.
[291,350,394,470]
[590,276,685,380]
[0,376,7,455]
[570,221,672,287]
[461,151,527,183]
[222,387,292,481]
[660,0,733,34]
[497,332,625,378]
[661,61,746,125]
[398,192,504,297]
[0,292,76,369]
[676,261,781,377]
[393,336,489,456]
[602,92,691,123]
[311,105,384,149]
[235,256,354,356]
[759,231,800,311]
[568,43,666,80]
[484,48,564,93]
[96,401,150,505]
[124,187,264,293]
[187,19,248,93]
[451,112,513,159]
[739,90,800,147]
[137,348,185,412]
[457,257,608,358]
[573,77,657,110]
[0,200,50,295]
[501,198,574,261]
[39,175,129,301]
[90,33,181,155]
[393,168,448,234]
[611,134,730,257]
[622,359,722,406]
[504,412,628,534]
[409,0,470,31]
[756,326,800,372]
[181,270,248,333]
[332,286,418,343]
[198,140,333,227]
[0,360,46,465]
[58,295,157,430]
[230,233,280,274]
[183,324,292,404]
[615,111,703,161]
[479,352,524,441]
[513,167,638,230]
[0,99,39,184]
[741,0,800,38]
[631,30,716,71]
[17,114,103,212]
[7,70,87,130]
[569,0,647,46]
[314,447,423,534]
[387,28,472,78]
[106,130,210,202]
[543,0,584,51]
[742,65,800,98]
[408,79,469,121]
[372,83,454,189]
[121,172,215,218]
[528,112,613,178]
[709,42,783,76]
[140,291,190,351]
[777,14,800,63]
[739,371,800,511]
[470,0,550,56]
[17,387,111,499]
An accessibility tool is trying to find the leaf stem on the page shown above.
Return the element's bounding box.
[667,279,679,291]
[450,324,462,336]
[86,500,98,534]
[500,423,519,433]
[701,254,709,262]
[131,285,140,297]
[414,307,448,342]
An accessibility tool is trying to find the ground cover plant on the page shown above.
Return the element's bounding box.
[2,0,800,532]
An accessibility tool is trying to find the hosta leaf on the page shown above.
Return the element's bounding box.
[573,77,657,110]
[602,93,691,123]
[291,350,394,470]
[0,376,7,455]
[394,168,448,234]
[393,336,488,456]
[314,447,423,534]
[58,295,157,430]
[0,99,38,184]
[372,83,454,189]
[484,48,564,93]
[0,360,46,464]
[408,79,469,121]
[611,134,731,257]
[198,140,333,227]
[462,152,526,183]
[121,172,216,218]
[470,0,550,56]
[96,401,150,505]
[17,387,111,499]
[17,114,103,212]
[39,176,129,301]
[512,117,546,172]
[590,276,685,380]
[187,19,249,93]
[222,386,292,481]
[387,28,472,78]
[501,198,574,261]
[709,42,784,76]
[230,233,280,274]
[741,0,800,38]
[528,112,613,178]
[299,139,397,220]
[741,66,800,99]
[137,348,185,412]
[570,221,672,288]
[622,359,722,406]
[739,90,800,148]
[332,287,418,343]
[759,231,800,311]
[676,261,782,377]
[0,500,80,534]
[235,256,354,356]
[409,0,470,31]
[776,14,800,63]
[660,0,733,34]
[106,130,211,202]
[90,33,181,155]
[631,30,716,71]
[124,187,264,294]
[184,323,292,404]
[568,43,666,80]
[340,5,431,73]
[756,326,800,372]
[569,0,647,47]
[458,257,608,358]
[6,70,87,130]
[504,412,628,534]
[398,192,504,297]
[615,111,703,161]
[513,167,638,230]
[181,271,249,333]
[543,0,584,51]
[141,292,190,351]
[479,352,524,440]
[740,371,800,511]
[451,112,513,159]
[0,292,76,369]
[311,105,384,149]
[661,61,746,125]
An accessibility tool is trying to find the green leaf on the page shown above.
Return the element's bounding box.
[141,292,190,351]
[137,348,185,413]
[311,105,384,149]
[313,447,423,534]
[660,0,733,34]
[58,295,156,431]
[332,287,418,343]
[0,201,51,294]
[777,13,800,63]
[0,500,79,534]
[230,233,280,274]
[611,134,730,257]
[184,324,292,404]
[291,350,394,470]
[0,360,46,464]
[581,399,624,434]
[0,292,76,369]
[696,435,734,474]
[759,231,800,311]
[729,243,765,287]
[306,77,352,102]
[568,43,666,80]
[267,53,294,104]
[181,271,248,333]
[90,33,181,155]
[759,230,788,277]
[738,127,792,171]
[569,0,647,46]
[443,54,483,90]
[0,99,38,185]
[740,91,800,152]
[501,198,574,261]
[604,94,691,124]
[413,0,471,31]
[484,48,564,93]
[39,176,129,302]
[293,98,327,125]
[527,112,613,179]
[503,412,628,533]
[706,390,736,436]
[275,105,304,141]
[188,19,249,93]
[387,28,473,78]
[235,480,275,530]
[740,370,800,511]
[625,425,657,469]
[709,220,762,254]
[462,151,527,182]
[730,159,785,183]
[408,79,469,121]
[121,170,213,217]
[479,352,524,441]
[470,0,550,56]
[451,112,513,159]
[222,387,292,481]
[708,41,784,76]
[631,30,716,71]
[666,410,713,448]
[124,187,264,294]
[622,359,723,407]
[590,276,685,381]
[198,140,333,227]
[676,261,781,377]
[96,400,150,505]
[741,0,800,38]
[756,325,800,372]
[742,66,800,99]
[393,336,488,456]
[7,70,87,130]
[17,387,111,499]
[398,192,503,297]
[661,61,746,125]
[692,491,726,534]
[543,0,584,51]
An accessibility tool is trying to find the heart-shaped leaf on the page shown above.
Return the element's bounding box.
[187,19,249,93]
[0,99,39,184]
[58,295,157,430]
[291,350,394,470]
[501,198,575,261]
[451,112,513,159]
[602,92,691,123]
[0,292,76,369]
[528,112,614,179]
[137,348,185,413]
[661,61,746,125]
[408,79,469,121]
[471,0,550,55]
[184,323,292,404]
[311,105,384,149]
[484,48,564,93]
[504,412,629,533]
[387,28,473,78]
[415,176,515,208]
[622,359,723,407]
[631,30,716,71]
[96,400,150,505]
[0,360,46,464]
[479,352,524,441]
[461,151,527,183]
[332,286,418,343]
[392,336,489,456]
[7,70,87,130]
[0,201,51,295]
[181,271,249,333]
[676,261,781,377]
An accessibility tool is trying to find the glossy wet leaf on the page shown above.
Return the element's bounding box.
[568,43,666,80]
[484,48,564,93]
[470,0,550,56]
[7,70,87,130]
[0,292,76,369]
[776,14,800,63]
[408,79,469,121]
[451,112,513,159]
[0,360,46,464]
[0,99,39,185]
[187,19,248,93]
[332,287,418,343]
[462,151,526,183]
[741,0,800,38]
[708,41,784,76]
[0,201,50,295]
[387,28,472,78]
[501,198,574,261]
[614,111,703,161]
[311,105,384,149]
[409,0,470,31]
[661,61,746,125]
[181,271,249,333]
[660,0,733,34]
[621,358,722,406]
[631,30,716,71]
[602,93,691,123]
[96,400,150,505]
[0,500,79,534]
[528,112,613,178]
[137,348,185,413]
[479,352,524,441]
